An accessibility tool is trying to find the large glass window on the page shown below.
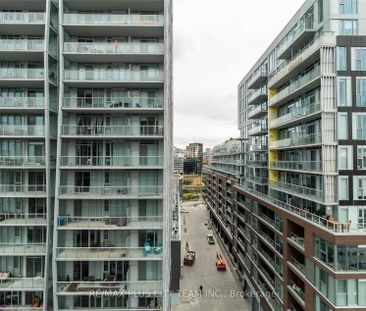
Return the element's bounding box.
[338,77,351,106]
[339,176,349,200]
[357,146,366,169]
[356,114,366,139]
[356,77,366,106]
[354,48,366,71]
[339,0,358,14]
[340,20,358,35]
[338,113,348,139]
[337,47,347,71]
[339,147,349,169]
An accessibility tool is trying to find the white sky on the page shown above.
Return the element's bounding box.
[173,0,305,149]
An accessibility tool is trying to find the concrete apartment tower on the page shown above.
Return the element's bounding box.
[205,0,366,311]
[0,0,173,310]
[0,0,58,309]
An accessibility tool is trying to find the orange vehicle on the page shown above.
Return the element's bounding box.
[216,253,226,271]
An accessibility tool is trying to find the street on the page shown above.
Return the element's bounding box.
[173,201,251,311]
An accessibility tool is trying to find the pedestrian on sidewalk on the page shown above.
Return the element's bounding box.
[199,285,203,294]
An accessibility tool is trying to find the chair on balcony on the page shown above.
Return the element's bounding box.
[143,242,152,256]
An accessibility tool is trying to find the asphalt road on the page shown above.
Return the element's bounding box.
[172,201,251,311]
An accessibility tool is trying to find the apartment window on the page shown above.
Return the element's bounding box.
[357,147,366,169]
[337,47,347,71]
[338,113,348,139]
[355,176,366,199]
[354,48,366,70]
[339,146,352,169]
[356,114,366,139]
[359,207,366,228]
[337,280,347,306]
[340,20,358,35]
[356,77,366,106]
[339,176,349,200]
[359,280,366,305]
[339,0,357,14]
[338,77,351,106]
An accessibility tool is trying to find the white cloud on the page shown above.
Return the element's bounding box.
[173,0,305,148]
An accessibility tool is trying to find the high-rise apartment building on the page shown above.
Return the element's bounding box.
[0,0,173,310]
[184,143,203,175]
[0,0,58,309]
[204,1,366,311]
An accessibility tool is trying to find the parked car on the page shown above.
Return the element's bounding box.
[207,234,215,244]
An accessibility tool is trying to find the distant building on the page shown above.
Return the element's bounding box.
[203,147,211,164]
[184,143,203,175]
[173,147,184,174]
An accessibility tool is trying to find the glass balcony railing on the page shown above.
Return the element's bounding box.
[270,66,321,106]
[64,42,164,54]
[270,102,321,129]
[0,125,45,136]
[56,280,162,293]
[0,39,44,51]
[248,103,267,119]
[63,14,164,26]
[271,180,323,202]
[64,69,164,82]
[247,160,267,167]
[247,88,267,105]
[270,132,321,149]
[56,247,163,260]
[248,124,268,136]
[0,68,44,80]
[0,213,47,224]
[0,184,46,194]
[60,155,163,167]
[62,96,163,109]
[57,216,163,229]
[0,12,45,24]
[247,68,268,89]
[0,97,45,108]
[61,125,163,137]
[249,143,268,152]
[0,156,46,167]
[59,185,163,197]
[0,277,44,289]
[0,243,46,254]
[247,176,268,185]
[288,281,305,301]
[289,256,305,275]
[270,160,322,173]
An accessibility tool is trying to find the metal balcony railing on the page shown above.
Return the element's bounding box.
[289,256,305,274]
[62,96,164,109]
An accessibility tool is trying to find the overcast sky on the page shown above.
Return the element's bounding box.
[173,0,305,149]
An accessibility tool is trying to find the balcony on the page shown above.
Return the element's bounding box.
[63,69,164,87]
[248,68,268,89]
[63,14,164,36]
[247,176,268,185]
[0,12,45,36]
[270,66,321,107]
[0,125,45,137]
[60,155,163,168]
[249,143,268,152]
[248,124,268,137]
[0,68,44,87]
[277,20,317,60]
[270,180,323,203]
[0,243,46,255]
[288,281,305,306]
[58,185,163,199]
[57,216,163,230]
[0,39,44,61]
[0,97,45,110]
[269,132,321,149]
[247,160,267,168]
[61,125,163,139]
[289,256,305,276]
[0,156,47,168]
[0,184,47,197]
[270,102,321,129]
[0,277,44,290]
[56,247,163,261]
[56,280,162,294]
[0,213,47,226]
[247,88,267,106]
[270,160,322,174]
[62,96,163,110]
[288,232,305,251]
[63,42,164,62]
[248,103,267,120]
